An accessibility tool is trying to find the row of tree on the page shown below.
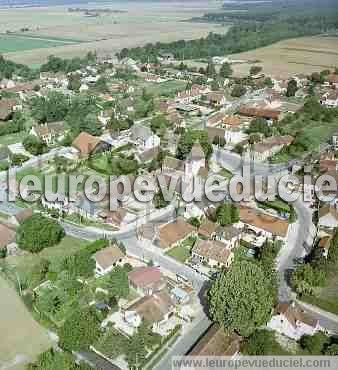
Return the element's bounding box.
[118,13,338,62]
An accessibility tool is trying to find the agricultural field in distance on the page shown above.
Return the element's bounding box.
[0,33,82,53]
[1,1,223,65]
[230,36,338,79]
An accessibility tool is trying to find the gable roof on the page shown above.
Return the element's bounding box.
[158,217,195,249]
[239,105,281,120]
[207,112,226,127]
[0,99,17,121]
[126,291,174,324]
[193,239,231,265]
[162,156,185,172]
[275,302,318,329]
[319,204,338,220]
[128,266,163,289]
[131,124,153,141]
[253,135,293,153]
[33,121,65,138]
[239,206,289,237]
[72,132,102,155]
[198,219,218,238]
[189,324,241,356]
[223,115,242,126]
[94,246,124,270]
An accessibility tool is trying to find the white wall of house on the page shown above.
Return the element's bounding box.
[318,213,338,229]
[95,259,124,277]
[267,314,320,340]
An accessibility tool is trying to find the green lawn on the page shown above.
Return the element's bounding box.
[302,294,338,316]
[0,132,24,146]
[257,197,290,214]
[6,236,89,282]
[166,244,191,263]
[0,33,81,53]
[301,271,338,315]
[136,79,186,97]
[166,236,196,263]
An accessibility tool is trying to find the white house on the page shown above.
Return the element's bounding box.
[213,225,242,250]
[94,246,125,277]
[30,121,66,145]
[318,204,338,229]
[192,239,234,269]
[239,206,289,242]
[252,135,293,162]
[320,91,338,108]
[267,302,321,340]
[130,124,160,150]
[123,291,175,334]
[185,143,206,177]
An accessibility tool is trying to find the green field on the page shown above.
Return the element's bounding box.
[302,271,338,315]
[0,132,24,146]
[0,276,52,370]
[0,34,81,53]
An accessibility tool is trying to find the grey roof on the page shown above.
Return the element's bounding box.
[131,124,153,141]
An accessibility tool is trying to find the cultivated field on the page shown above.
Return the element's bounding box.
[0,33,80,53]
[1,1,223,65]
[230,36,338,79]
[0,276,52,370]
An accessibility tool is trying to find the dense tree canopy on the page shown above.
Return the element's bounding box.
[58,307,101,351]
[17,214,65,253]
[219,62,233,78]
[176,129,213,160]
[118,12,338,61]
[215,203,239,226]
[208,260,274,336]
[23,135,47,155]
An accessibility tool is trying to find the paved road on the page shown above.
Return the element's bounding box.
[153,313,211,370]
[0,143,335,365]
[277,198,316,302]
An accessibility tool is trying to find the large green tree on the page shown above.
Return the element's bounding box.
[58,307,101,351]
[17,214,65,253]
[176,129,213,160]
[215,203,239,226]
[219,62,233,78]
[286,79,298,97]
[300,332,329,355]
[23,134,47,155]
[208,261,274,336]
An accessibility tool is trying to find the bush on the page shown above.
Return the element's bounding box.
[0,247,7,258]
[23,135,47,155]
[17,214,65,253]
[300,332,329,354]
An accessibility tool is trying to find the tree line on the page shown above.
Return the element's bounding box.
[117,12,338,62]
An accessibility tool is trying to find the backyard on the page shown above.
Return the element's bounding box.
[166,236,196,263]
[5,236,89,284]
[302,271,338,315]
